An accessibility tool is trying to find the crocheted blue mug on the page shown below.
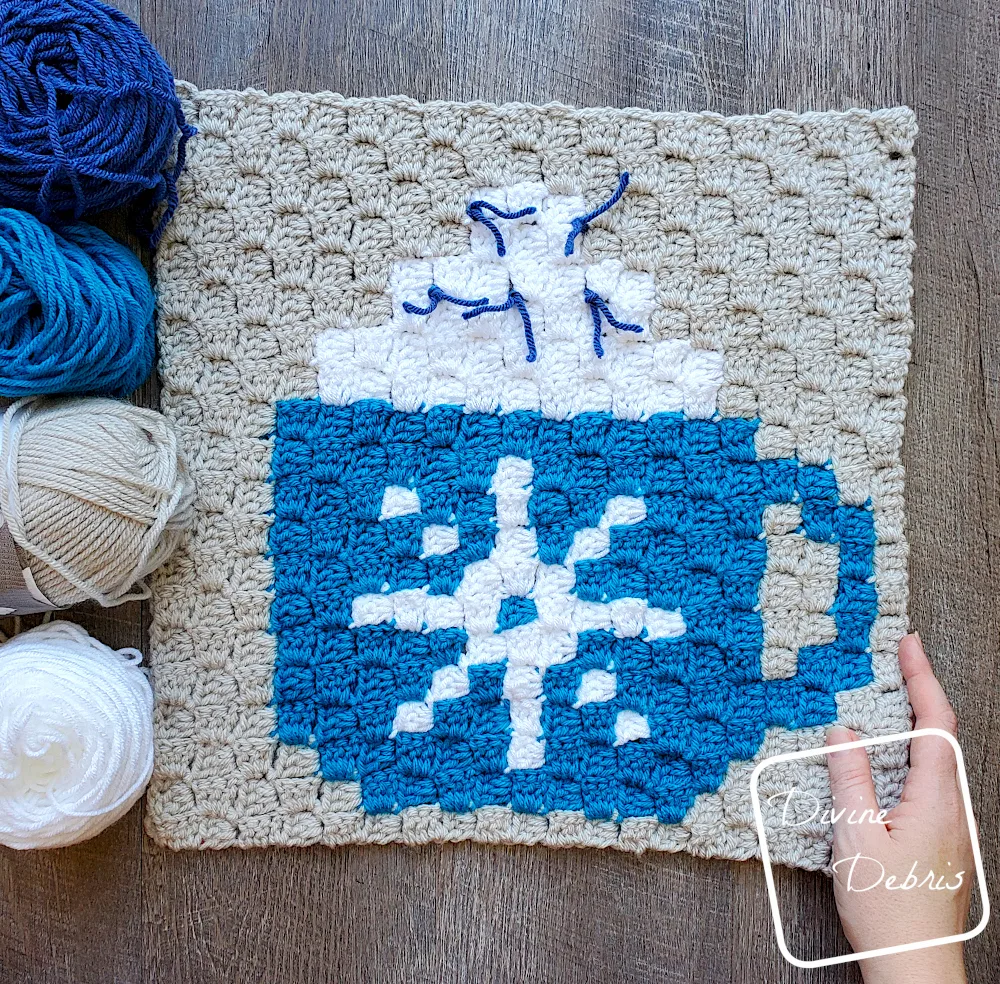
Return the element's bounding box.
[266,177,879,825]
[269,399,876,824]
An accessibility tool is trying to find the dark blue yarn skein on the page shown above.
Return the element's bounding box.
[0,0,194,244]
[0,208,154,398]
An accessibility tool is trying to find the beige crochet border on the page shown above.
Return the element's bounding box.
[147,84,916,870]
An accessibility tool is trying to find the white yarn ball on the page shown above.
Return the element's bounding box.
[0,621,154,849]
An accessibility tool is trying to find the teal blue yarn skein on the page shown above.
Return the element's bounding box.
[0,209,154,398]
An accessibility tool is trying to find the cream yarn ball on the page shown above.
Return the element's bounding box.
[0,397,194,608]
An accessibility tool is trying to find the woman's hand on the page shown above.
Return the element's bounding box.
[827,633,974,984]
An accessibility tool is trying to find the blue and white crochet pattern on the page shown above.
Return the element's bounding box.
[271,178,878,823]
[270,401,876,822]
[149,91,916,868]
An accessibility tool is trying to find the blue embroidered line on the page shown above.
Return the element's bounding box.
[564,172,630,256]
[584,288,644,357]
[402,284,490,316]
[466,200,537,257]
[463,287,537,363]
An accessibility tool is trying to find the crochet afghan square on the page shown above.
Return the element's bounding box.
[149,85,916,870]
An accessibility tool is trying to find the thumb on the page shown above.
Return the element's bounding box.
[825,726,888,856]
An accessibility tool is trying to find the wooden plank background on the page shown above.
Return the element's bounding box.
[2,1,998,981]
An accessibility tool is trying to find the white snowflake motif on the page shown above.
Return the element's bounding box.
[350,456,685,770]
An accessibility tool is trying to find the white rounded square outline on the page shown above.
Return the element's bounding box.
[749,727,991,969]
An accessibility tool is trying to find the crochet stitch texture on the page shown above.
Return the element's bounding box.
[149,84,916,870]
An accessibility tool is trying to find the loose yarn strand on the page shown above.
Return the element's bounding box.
[402,284,490,316]
[584,287,644,358]
[152,110,196,244]
[466,199,537,257]
[564,172,630,256]
[463,287,537,362]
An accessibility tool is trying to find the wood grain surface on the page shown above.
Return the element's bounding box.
[2,1,998,981]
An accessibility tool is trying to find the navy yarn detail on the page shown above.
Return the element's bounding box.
[584,288,644,358]
[497,595,538,632]
[0,0,195,246]
[564,172,630,256]
[466,199,537,257]
[0,208,154,397]
[269,399,878,823]
[463,288,537,362]
[402,284,489,316]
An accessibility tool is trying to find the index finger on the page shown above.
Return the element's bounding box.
[899,632,960,783]
[825,726,888,856]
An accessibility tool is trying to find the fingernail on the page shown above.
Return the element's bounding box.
[826,725,852,745]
